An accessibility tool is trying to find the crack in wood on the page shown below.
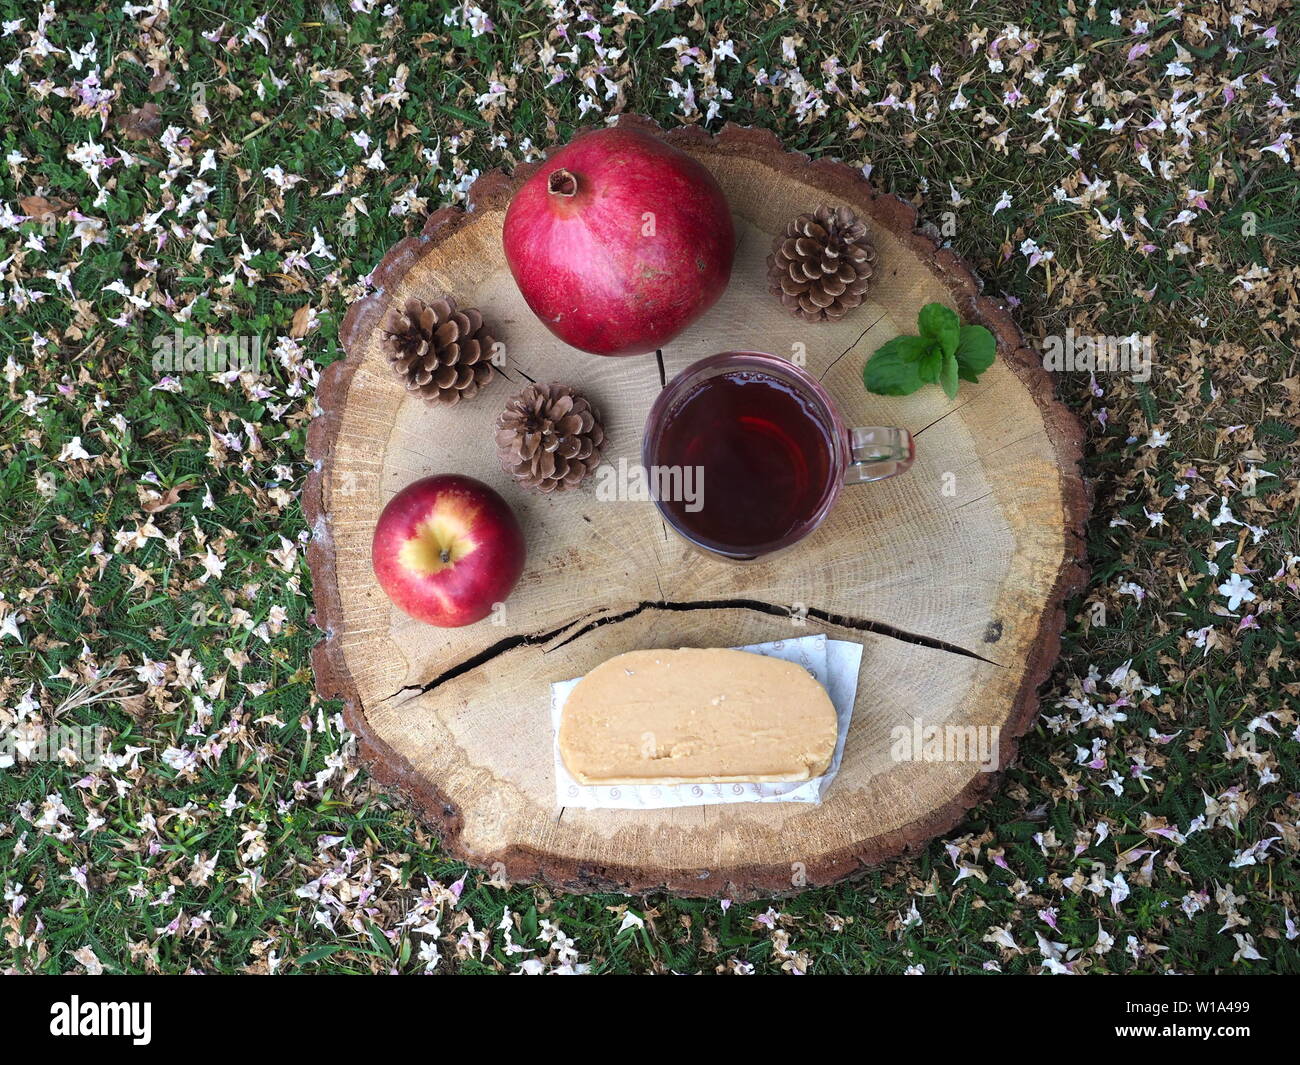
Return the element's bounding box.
[955,490,993,511]
[817,311,887,382]
[643,349,671,597]
[912,394,975,437]
[385,597,1003,702]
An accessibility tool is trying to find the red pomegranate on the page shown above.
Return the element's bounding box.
[502,126,735,356]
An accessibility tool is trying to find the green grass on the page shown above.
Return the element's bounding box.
[0,1,1297,974]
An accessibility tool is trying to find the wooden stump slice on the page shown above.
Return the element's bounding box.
[305,118,1089,899]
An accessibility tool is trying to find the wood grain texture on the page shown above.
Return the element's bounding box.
[305,117,1090,899]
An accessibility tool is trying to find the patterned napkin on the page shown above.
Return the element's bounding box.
[551,633,863,810]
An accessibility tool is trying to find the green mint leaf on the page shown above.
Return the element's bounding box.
[954,324,996,383]
[864,343,926,395]
[872,334,931,362]
[917,303,960,357]
[917,344,943,384]
[939,351,960,400]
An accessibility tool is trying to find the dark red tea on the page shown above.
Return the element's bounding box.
[651,369,835,554]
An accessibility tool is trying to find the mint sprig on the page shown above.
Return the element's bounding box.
[863,303,995,400]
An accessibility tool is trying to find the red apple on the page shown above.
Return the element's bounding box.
[372,474,526,627]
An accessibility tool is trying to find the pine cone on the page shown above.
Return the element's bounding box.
[495,383,605,493]
[381,296,496,405]
[767,204,878,322]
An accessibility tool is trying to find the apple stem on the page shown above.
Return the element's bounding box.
[440,548,451,564]
[548,169,578,197]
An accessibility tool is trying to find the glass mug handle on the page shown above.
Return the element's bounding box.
[844,427,915,484]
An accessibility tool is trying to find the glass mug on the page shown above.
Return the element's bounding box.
[642,351,914,561]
